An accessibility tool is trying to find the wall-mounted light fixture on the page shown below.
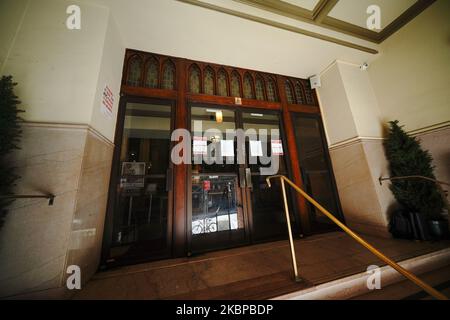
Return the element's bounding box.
[215,110,223,123]
[206,108,223,123]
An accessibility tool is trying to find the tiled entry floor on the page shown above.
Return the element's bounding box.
[74,232,450,300]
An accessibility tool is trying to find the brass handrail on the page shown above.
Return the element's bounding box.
[379,175,450,187]
[266,175,448,300]
[0,194,55,206]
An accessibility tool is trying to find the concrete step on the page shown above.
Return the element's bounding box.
[352,265,450,300]
[273,248,450,300]
[168,270,312,300]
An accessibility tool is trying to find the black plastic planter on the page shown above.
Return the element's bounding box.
[428,220,449,239]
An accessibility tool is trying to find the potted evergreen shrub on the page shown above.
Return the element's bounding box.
[384,120,448,240]
[0,75,23,229]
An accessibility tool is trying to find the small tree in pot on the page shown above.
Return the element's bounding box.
[0,75,23,229]
[384,120,448,240]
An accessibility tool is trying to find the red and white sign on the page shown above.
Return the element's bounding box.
[101,84,114,117]
[271,139,284,155]
[202,180,211,191]
[193,136,207,155]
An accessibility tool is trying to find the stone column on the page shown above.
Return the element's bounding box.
[317,61,396,238]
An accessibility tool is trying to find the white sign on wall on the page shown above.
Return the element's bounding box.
[101,84,114,118]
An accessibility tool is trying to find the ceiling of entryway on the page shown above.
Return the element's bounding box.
[91,0,435,78]
[233,0,434,42]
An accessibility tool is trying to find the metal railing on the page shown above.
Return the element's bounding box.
[379,175,450,215]
[266,175,448,300]
[0,194,55,206]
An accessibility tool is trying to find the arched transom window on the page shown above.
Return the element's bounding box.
[203,67,215,95]
[144,56,159,88]
[243,73,255,99]
[126,55,142,87]
[189,64,201,94]
[230,71,241,97]
[161,60,175,90]
[217,69,228,96]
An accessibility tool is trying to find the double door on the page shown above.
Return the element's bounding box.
[188,105,298,254]
[103,98,342,266]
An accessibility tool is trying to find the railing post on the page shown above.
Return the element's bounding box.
[280,178,302,282]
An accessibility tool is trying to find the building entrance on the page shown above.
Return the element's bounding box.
[188,105,297,254]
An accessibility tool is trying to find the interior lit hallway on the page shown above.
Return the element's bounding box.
[73,232,450,300]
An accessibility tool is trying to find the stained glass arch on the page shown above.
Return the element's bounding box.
[266,77,278,102]
[203,66,215,95]
[243,73,255,99]
[255,75,265,100]
[161,60,176,90]
[144,56,159,88]
[231,71,241,97]
[217,68,229,96]
[126,55,143,87]
[285,80,295,104]
[189,64,201,94]
[294,81,306,105]
[304,81,315,105]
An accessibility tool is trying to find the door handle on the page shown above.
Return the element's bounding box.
[245,168,253,190]
[165,168,173,192]
[239,167,246,188]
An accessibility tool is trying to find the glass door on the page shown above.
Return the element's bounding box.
[108,100,173,265]
[188,105,298,254]
[189,106,248,254]
[292,113,342,233]
[241,111,298,242]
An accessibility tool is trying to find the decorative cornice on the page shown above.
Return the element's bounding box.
[407,121,450,137]
[328,136,383,151]
[328,122,450,151]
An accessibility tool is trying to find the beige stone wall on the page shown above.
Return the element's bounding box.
[0,0,124,142]
[318,61,394,237]
[414,126,450,196]
[0,0,123,298]
[0,124,112,298]
[329,139,391,238]
[368,0,450,133]
[65,130,114,289]
[317,0,450,238]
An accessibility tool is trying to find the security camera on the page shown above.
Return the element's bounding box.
[360,62,369,71]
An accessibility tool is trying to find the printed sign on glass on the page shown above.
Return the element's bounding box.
[193,136,207,155]
[221,140,234,157]
[271,139,284,155]
[249,140,263,157]
[120,162,145,189]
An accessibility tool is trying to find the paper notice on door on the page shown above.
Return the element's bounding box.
[271,139,284,155]
[249,140,263,157]
[193,136,207,155]
[221,140,234,157]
